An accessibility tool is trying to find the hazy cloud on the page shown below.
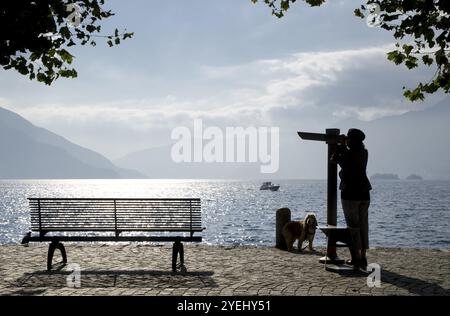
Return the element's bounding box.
[1,0,444,161]
[10,43,443,158]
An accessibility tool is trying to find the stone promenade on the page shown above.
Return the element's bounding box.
[0,244,448,296]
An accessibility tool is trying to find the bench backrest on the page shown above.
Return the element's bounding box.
[29,198,202,234]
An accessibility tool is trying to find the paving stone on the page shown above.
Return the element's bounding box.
[0,244,448,296]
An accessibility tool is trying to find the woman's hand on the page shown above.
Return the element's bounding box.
[337,134,347,146]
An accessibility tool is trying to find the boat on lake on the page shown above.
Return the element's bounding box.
[260,182,280,191]
[269,184,280,191]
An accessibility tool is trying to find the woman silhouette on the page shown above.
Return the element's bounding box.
[332,128,372,269]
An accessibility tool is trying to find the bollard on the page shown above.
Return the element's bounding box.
[276,208,291,250]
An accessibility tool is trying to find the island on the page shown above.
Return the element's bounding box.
[406,174,423,180]
[370,173,400,180]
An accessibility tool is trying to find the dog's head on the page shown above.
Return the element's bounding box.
[304,213,318,232]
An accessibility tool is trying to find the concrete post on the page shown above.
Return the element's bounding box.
[275,208,291,250]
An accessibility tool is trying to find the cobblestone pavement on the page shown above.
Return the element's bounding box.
[0,244,448,296]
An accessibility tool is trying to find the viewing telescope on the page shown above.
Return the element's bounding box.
[297,128,345,264]
[297,131,347,146]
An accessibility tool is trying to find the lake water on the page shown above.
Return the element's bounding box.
[0,179,449,248]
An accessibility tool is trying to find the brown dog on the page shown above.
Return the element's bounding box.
[282,213,318,252]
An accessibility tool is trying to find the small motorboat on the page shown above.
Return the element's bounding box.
[260,181,272,190]
[269,184,280,191]
[260,182,280,191]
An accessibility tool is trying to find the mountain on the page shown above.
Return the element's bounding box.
[406,174,423,180]
[115,98,450,180]
[0,106,146,179]
[115,145,262,179]
[370,173,399,180]
[115,123,330,179]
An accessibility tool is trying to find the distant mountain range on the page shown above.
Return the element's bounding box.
[115,98,450,180]
[2,98,449,180]
[115,144,263,179]
[0,106,146,179]
[370,173,400,180]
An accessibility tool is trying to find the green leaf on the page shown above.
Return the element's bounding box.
[123,32,134,40]
[387,51,405,65]
[280,1,289,11]
[382,14,400,22]
[354,8,364,18]
[86,24,96,33]
[60,26,71,39]
[422,55,433,66]
[59,49,73,64]
[405,56,418,69]
[17,65,29,75]
[435,50,448,66]
[422,82,439,94]
[36,73,47,83]
[402,44,413,55]
[403,88,424,102]
[305,0,326,6]
[59,69,76,78]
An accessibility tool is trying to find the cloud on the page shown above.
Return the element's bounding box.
[9,43,440,158]
[15,44,426,130]
[200,45,396,109]
[332,106,409,121]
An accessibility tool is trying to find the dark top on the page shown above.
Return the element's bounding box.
[331,144,372,201]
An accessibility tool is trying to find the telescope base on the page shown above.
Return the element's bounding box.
[319,255,345,265]
[324,264,354,272]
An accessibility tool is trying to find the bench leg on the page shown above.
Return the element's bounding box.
[172,241,180,272]
[47,241,67,271]
[179,242,184,265]
[172,241,185,272]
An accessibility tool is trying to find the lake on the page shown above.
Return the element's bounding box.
[0,179,449,248]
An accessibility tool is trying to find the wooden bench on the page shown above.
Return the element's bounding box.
[21,198,204,272]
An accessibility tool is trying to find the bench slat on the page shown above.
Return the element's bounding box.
[27,236,202,242]
[31,227,204,232]
[28,198,200,202]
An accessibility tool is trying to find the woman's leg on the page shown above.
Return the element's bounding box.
[342,199,362,264]
[359,200,370,265]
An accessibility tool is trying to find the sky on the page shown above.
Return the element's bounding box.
[0,0,446,165]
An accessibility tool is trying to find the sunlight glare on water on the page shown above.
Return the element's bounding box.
[0,179,449,248]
